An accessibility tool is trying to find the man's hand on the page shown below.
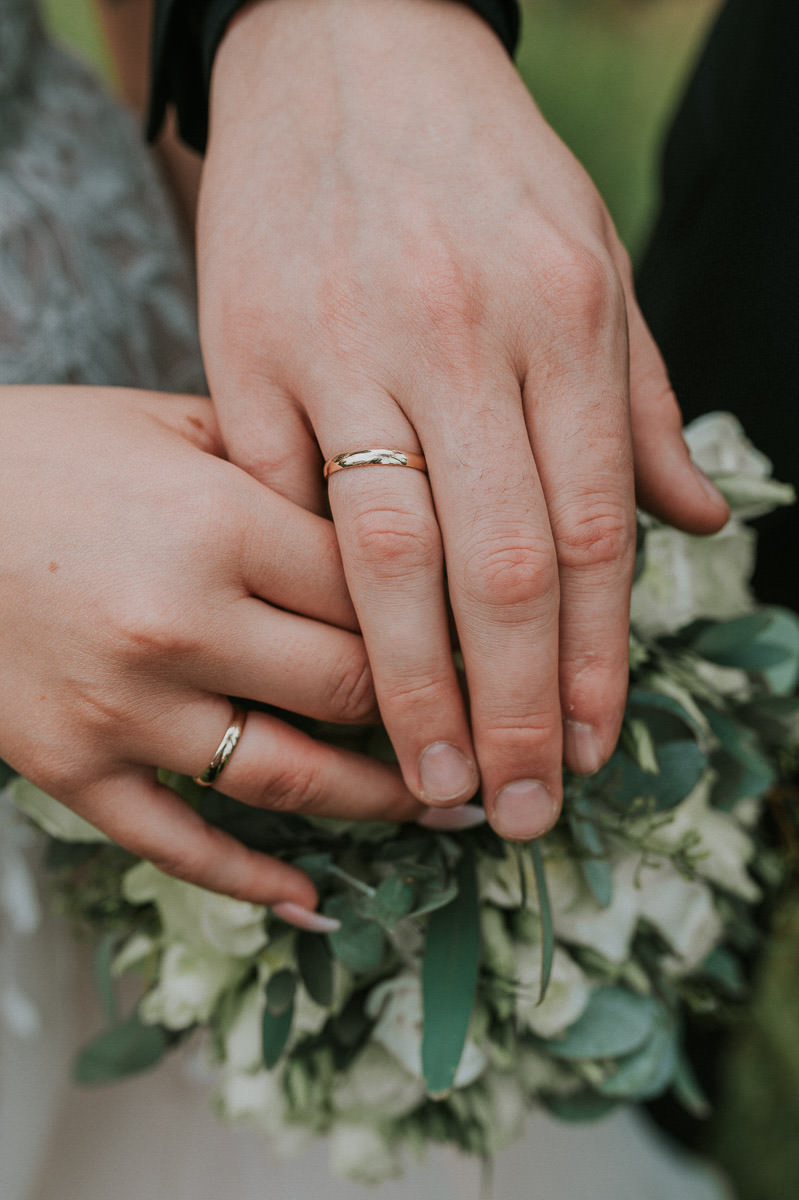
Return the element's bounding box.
[199,0,728,840]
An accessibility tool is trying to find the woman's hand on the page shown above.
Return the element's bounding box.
[0,386,429,922]
[199,0,729,842]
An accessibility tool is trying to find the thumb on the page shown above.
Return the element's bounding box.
[213,382,327,516]
[627,300,729,535]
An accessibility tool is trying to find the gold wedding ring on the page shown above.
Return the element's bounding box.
[193,705,248,787]
[323,449,427,479]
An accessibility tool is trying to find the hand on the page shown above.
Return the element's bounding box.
[199,0,729,841]
[0,386,431,921]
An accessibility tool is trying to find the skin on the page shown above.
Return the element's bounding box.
[198,0,729,842]
[0,387,438,916]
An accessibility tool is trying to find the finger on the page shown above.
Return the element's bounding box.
[611,251,729,534]
[141,695,424,824]
[421,378,563,841]
[137,391,227,457]
[236,478,357,632]
[523,273,636,778]
[84,771,320,909]
[312,391,479,807]
[191,598,378,724]
[214,381,328,515]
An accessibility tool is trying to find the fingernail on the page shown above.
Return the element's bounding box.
[271,902,341,933]
[418,742,477,804]
[494,780,557,840]
[564,720,603,776]
[693,462,727,507]
[417,804,487,831]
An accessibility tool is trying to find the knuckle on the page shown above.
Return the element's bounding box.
[556,502,636,571]
[412,252,486,338]
[105,592,202,665]
[348,505,440,580]
[542,241,623,334]
[327,654,376,724]
[462,536,557,612]
[382,671,450,717]
[262,761,324,817]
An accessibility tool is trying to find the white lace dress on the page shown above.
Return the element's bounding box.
[0,3,735,1197]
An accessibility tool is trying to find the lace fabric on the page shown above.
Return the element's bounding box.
[0,0,203,395]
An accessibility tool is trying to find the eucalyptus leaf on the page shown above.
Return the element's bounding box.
[363,875,415,929]
[598,1013,677,1099]
[529,842,554,1003]
[758,607,799,695]
[627,688,700,736]
[706,709,776,807]
[410,879,459,919]
[297,932,334,1007]
[73,1014,167,1085]
[324,894,385,973]
[93,932,119,1023]
[603,741,706,812]
[265,969,296,1017]
[569,794,612,908]
[546,987,660,1060]
[542,1092,620,1122]
[422,852,480,1098]
[262,996,294,1068]
[672,1048,711,1118]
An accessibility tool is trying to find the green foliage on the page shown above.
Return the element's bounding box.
[73,1015,168,1085]
[422,852,480,1097]
[546,986,662,1060]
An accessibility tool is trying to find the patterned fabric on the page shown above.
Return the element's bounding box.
[0,0,203,394]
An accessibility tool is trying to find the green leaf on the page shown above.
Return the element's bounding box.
[602,741,706,812]
[92,932,119,1023]
[529,842,554,1003]
[700,947,746,998]
[324,894,385,973]
[265,969,296,1016]
[73,1014,168,1085]
[706,709,776,808]
[690,611,798,672]
[297,932,334,1007]
[542,1092,620,1122]
[262,996,294,1068]
[597,1013,677,1100]
[422,851,480,1098]
[331,993,371,1047]
[672,1048,711,1118]
[627,688,700,736]
[364,875,415,929]
[689,612,774,659]
[410,879,459,919]
[546,987,660,1060]
[759,607,799,695]
[569,793,612,908]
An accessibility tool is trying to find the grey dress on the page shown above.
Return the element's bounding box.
[0,0,203,393]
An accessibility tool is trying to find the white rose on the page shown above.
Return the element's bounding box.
[482,1072,527,1153]
[631,520,756,637]
[139,941,246,1030]
[513,940,592,1039]
[123,862,267,956]
[478,843,582,914]
[639,777,760,902]
[329,1122,402,1186]
[333,1043,426,1118]
[635,864,722,974]
[366,971,486,1089]
[685,412,794,520]
[10,777,108,843]
[553,855,641,964]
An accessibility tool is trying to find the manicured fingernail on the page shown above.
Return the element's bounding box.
[417,804,487,831]
[564,720,603,776]
[494,780,556,840]
[271,902,341,933]
[418,742,477,804]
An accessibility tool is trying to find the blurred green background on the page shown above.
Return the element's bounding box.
[43,0,721,257]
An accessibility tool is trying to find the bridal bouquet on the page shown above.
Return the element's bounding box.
[9,414,799,1184]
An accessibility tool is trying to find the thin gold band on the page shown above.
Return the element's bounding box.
[323,449,427,479]
[193,706,248,787]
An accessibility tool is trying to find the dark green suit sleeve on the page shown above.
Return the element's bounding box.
[147,0,521,154]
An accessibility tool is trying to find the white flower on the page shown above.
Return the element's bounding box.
[635,864,722,974]
[513,940,592,1039]
[224,981,265,1073]
[639,778,760,902]
[553,855,642,964]
[482,1072,527,1152]
[217,1065,312,1160]
[329,1122,402,1186]
[123,861,267,956]
[139,941,246,1030]
[334,1044,425,1119]
[478,843,582,913]
[10,777,108,843]
[366,971,486,1089]
[685,412,795,519]
[631,520,756,637]
[112,932,157,977]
